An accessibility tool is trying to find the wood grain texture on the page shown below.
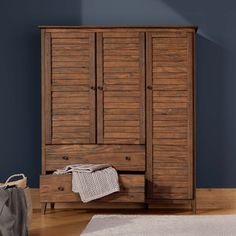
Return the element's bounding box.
[32,188,236,210]
[40,174,145,203]
[139,32,146,144]
[51,32,96,144]
[40,26,197,32]
[101,31,145,145]
[44,28,196,34]
[187,32,194,199]
[45,144,145,171]
[96,32,104,144]
[41,27,196,209]
[150,32,194,200]
[29,202,235,236]
[146,32,153,198]
[89,33,96,143]
[196,189,236,209]
[51,32,90,38]
[41,29,46,174]
[44,32,52,144]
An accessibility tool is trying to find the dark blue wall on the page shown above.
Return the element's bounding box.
[1,0,235,187]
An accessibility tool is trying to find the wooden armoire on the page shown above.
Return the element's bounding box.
[40,26,197,213]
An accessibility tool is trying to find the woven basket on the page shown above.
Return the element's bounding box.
[0,174,27,188]
[0,173,32,226]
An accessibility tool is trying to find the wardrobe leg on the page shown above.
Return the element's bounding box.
[41,203,47,215]
[144,203,149,210]
[191,200,196,214]
[50,202,55,209]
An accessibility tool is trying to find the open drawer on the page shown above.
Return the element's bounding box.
[45,144,145,171]
[40,174,145,203]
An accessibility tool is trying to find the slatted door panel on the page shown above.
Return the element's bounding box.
[147,32,193,199]
[97,32,145,144]
[50,32,96,144]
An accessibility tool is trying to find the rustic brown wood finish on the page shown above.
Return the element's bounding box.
[40,174,145,203]
[40,26,196,212]
[149,31,194,200]
[51,32,96,144]
[45,144,145,171]
[97,32,146,144]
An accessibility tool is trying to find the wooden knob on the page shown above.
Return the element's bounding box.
[147,85,152,90]
[62,156,69,160]
[98,86,103,90]
[90,86,96,90]
[125,156,131,161]
[120,186,126,191]
[58,186,64,191]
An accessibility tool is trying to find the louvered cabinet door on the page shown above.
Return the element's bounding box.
[96,32,145,144]
[146,32,194,200]
[43,32,96,144]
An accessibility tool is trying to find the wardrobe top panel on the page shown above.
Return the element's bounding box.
[39,25,198,32]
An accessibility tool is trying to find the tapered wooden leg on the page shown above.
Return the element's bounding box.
[41,203,47,215]
[51,203,55,209]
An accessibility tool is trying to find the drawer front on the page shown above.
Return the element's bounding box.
[40,174,145,203]
[45,144,145,171]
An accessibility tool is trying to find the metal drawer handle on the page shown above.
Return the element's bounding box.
[125,156,131,161]
[58,186,64,191]
[62,156,69,160]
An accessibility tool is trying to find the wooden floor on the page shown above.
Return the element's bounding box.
[29,208,236,236]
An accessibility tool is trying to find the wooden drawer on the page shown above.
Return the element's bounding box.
[45,144,145,171]
[40,174,145,203]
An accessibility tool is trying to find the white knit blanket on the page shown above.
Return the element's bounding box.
[54,164,120,203]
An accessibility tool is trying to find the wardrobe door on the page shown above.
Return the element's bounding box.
[146,31,194,199]
[44,32,96,144]
[96,32,145,144]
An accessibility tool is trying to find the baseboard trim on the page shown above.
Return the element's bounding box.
[31,188,236,210]
[196,188,236,209]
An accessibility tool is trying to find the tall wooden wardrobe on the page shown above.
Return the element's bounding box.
[40,26,197,213]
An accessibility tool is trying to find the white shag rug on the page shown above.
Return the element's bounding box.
[81,215,236,236]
